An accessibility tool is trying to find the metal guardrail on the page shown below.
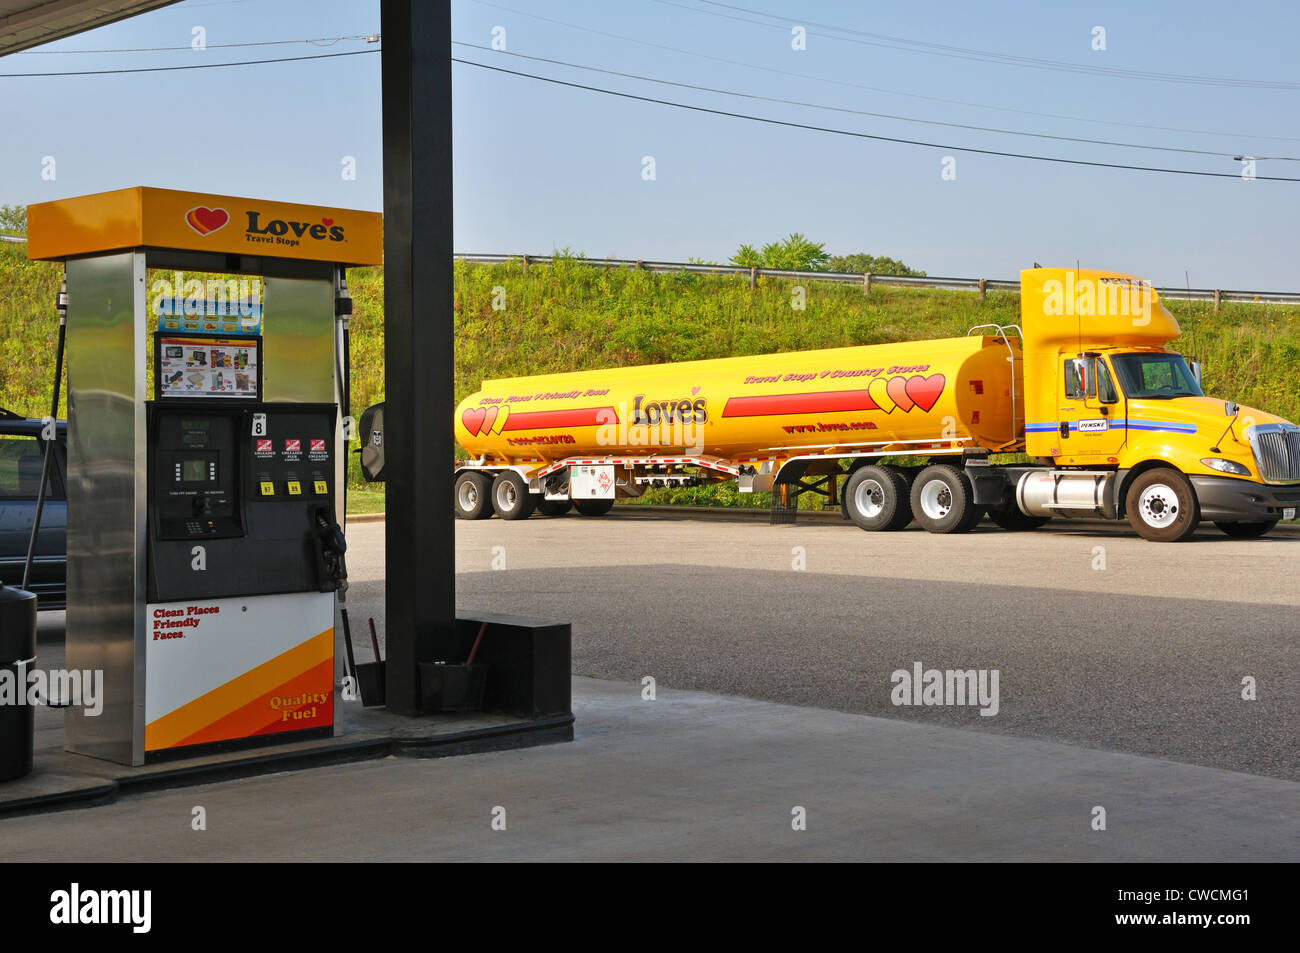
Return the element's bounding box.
[456,253,1300,307]
[5,234,1296,304]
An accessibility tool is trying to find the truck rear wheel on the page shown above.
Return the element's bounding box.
[537,498,573,516]
[574,499,614,517]
[1214,520,1278,539]
[1125,468,1198,542]
[910,465,980,534]
[454,471,493,520]
[491,471,536,521]
[843,465,912,531]
[988,506,1050,531]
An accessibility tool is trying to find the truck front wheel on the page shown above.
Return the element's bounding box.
[910,465,981,534]
[1214,520,1278,539]
[1125,468,1198,542]
[491,471,537,521]
[843,465,912,531]
[454,471,493,520]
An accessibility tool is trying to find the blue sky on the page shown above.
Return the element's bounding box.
[2,0,1298,287]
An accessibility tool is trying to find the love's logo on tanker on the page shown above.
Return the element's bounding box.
[185,206,230,236]
[868,374,945,414]
[462,405,510,436]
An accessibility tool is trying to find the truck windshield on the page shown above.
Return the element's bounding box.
[1110,353,1203,399]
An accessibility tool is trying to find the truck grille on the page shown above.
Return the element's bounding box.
[1248,424,1300,482]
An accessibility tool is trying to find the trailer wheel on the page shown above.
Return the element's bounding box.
[843,465,912,531]
[491,471,537,521]
[574,499,614,517]
[537,498,573,516]
[1125,468,1198,542]
[988,506,1050,531]
[1214,520,1278,539]
[910,465,979,534]
[454,471,493,520]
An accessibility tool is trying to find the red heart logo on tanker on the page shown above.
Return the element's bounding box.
[481,406,498,435]
[321,218,334,227]
[185,206,230,236]
[691,386,701,396]
[904,374,946,413]
[462,407,487,435]
[885,376,914,412]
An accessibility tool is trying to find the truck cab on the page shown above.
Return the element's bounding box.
[1021,268,1300,540]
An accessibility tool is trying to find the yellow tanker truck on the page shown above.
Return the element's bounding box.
[453,267,1300,542]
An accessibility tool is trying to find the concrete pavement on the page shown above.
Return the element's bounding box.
[0,677,1295,861]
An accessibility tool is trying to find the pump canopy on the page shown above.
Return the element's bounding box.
[27,187,382,267]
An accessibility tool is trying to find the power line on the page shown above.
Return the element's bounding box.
[0,48,378,78]
[453,42,1283,160]
[676,0,1300,90]
[17,35,375,54]
[453,55,1300,181]
[467,0,1300,144]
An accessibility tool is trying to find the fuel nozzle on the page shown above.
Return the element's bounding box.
[313,508,348,594]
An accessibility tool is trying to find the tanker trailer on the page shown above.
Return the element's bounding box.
[450,267,1300,541]
[454,330,1024,530]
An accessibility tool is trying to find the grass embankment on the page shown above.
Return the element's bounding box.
[4,245,1299,511]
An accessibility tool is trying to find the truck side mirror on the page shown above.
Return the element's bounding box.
[358,402,386,482]
[1190,361,1203,386]
[1064,358,1086,399]
[1225,401,1238,416]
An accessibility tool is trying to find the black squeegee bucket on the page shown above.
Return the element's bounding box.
[356,617,386,707]
[419,621,489,712]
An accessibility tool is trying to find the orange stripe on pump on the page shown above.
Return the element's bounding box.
[145,629,333,751]
[171,658,335,749]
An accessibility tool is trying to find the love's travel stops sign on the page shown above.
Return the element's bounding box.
[27,187,382,266]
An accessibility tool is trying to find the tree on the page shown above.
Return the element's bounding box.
[729,233,829,271]
[826,252,925,277]
[0,204,26,236]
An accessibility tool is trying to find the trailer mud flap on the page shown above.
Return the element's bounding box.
[771,461,810,525]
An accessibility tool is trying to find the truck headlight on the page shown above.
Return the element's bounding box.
[1201,457,1251,476]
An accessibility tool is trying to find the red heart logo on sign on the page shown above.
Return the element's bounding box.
[321,218,334,227]
[691,386,701,396]
[462,408,487,435]
[185,206,229,236]
[904,374,946,413]
[885,376,914,412]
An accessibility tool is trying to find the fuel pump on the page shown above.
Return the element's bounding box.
[26,187,382,765]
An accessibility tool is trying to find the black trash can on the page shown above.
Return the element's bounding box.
[0,586,37,782]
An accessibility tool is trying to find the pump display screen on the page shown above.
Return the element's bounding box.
[181,458,208,482]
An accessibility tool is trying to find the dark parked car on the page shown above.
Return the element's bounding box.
[0,409,66,608]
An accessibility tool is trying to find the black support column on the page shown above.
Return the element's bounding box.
[380,0,456,713]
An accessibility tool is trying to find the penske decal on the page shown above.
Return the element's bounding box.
[1027,419,1197,434]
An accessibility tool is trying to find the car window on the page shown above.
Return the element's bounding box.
[0,435,55,499]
